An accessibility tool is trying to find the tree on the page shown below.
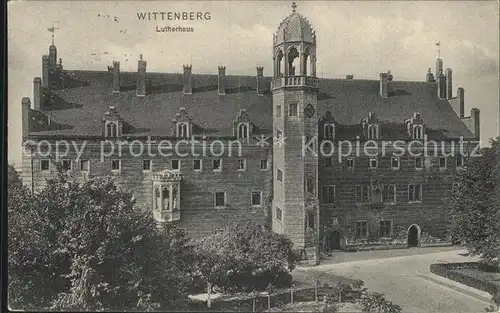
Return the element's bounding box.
[192,221,300,297]
[8,172,193,310]
[356,291,402,313]
[446,138,500,266]
[8,164,22,189]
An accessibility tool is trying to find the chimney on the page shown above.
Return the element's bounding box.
[435,58,443,80]
[22,98,31,137]
[379,72,388,98]
[445,68,453,99]
[256,66,265,95]
[183,65,192,95]
[437,72,446,99]
[42,55,50,88]
[457,87,465,117]
[426,68,435,83]
[112,61,120,93]
[136,54,146,96]
[471,108,480,140]
[218,66,226,95]
[33,77,42,110]
[387,70,393,82]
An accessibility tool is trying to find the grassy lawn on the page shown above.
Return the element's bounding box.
[451,268,500,285]
[267,301,360,312]
[292,268,356,289]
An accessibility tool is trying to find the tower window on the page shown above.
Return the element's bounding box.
[260,159,268,170]
[347,157,355,168]
[307,212,315,228]
[276,206,282,221]
[306,177,315,193]
[237,123,249,140]
[111,159,121,171]
[276,105,282,118]
[277,168,283,183]
[391,157,400,169]
[415,157,423,169]
[369,158,378,169]
[289,103,298,117]
[105,121,119,138]
[142,159,152,171]
[324,124,335,140]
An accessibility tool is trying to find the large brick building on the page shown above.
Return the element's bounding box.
[20,5,480,263]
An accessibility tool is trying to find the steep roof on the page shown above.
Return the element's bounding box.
[27,70,475,140]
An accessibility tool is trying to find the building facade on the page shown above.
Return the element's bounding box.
[20,5,480,263]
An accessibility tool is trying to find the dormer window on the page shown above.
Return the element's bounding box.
[367,125,379,140]
[105,121,119,138]
[324,124,335,140]
[413,125,423,140]
[176,122,190,138]
[237,123,249,140]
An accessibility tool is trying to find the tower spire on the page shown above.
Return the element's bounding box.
[436,41,441,59]
[47,23,59,45]
[291,1,297,12]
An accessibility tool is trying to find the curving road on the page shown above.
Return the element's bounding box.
[305,248,494,313]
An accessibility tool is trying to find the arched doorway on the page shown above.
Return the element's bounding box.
[326,230,342,250]
[407,224,421,247]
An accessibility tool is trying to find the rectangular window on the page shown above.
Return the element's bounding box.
[308,212,315,228]
[171,159,180,171]
[277,168,283,183]
[391,157,400,169]
[347,157,355,168]
[355,185,369,202]
[111,159,121,171]
[321,185,335,204]
[369,158,378,169]
[455,157,464,168]
[214,192,225,207]
[79,159,89,172]
[379,221,392,238]
[193,159,202,171]
[383,184,396,203]
[289,103,298,116]
[237,159,246,171]
[260,159,268,170]
[325,157,333,168]
[415,157,423,169]
[276,105,282,118]
[142,159,152,171]
[40,159,50,171]
[306,178,315,193]
[408,184,422,202]
[276,206,282,221]
[355,221,368,239]
[439,157,447,169]
[62,159,72,171]
[251,191,262,206]
[213,159,222,171]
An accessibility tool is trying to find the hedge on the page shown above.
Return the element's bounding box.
[430,262,500,295]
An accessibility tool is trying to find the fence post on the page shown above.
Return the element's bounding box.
[251,290,257,313]
[315,279,320,302]
[290,284,295,304]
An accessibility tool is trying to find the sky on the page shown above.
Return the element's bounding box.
[7,0,500,167]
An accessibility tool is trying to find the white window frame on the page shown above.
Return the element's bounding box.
[346,157,355,169]
[193,159,203,171]
[355,185,370,203]
[276,105,282,118]
[383,184,396,203]
[413,125,423,140]
[275,206,283,221]
[369,157,378,169]
[367,124,379,140]
[277,168,283,183]
[408,184,423,203]
[289,103,298,117]
[142,159,152,172]
[237,159,246,171]
[439,157,447,169]
[251,191,262,207]
[79,159,89,172]
[213,159,222,171]
[237,123,249,140]
[214,192,226,208]
[455,157,464,168]
[176,122,189,138]
[171,159,180,171]
[105,121,119,138]
[355,220,368,239]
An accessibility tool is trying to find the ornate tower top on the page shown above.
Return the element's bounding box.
[274,2,315,45]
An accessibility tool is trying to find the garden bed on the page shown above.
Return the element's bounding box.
[430,262,500,295]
